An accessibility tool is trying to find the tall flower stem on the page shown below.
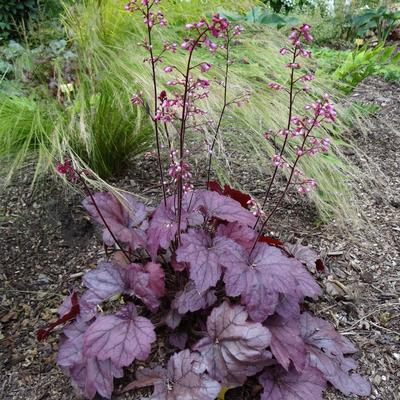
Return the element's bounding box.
[206,35,231,189]
[250,119,320,254]
[176,30,208,241]
[146,4,167,206]
[253,48,298,230]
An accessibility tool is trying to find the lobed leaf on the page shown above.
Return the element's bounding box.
[83,192,148,251]
[124,350,221,400]
[284,241,323,273]
[216,221,257,250]
[84,303,156,367]
[192,189,256,226]
[224,243,298,322]
[300,312,371,396]
[58,320,122,399]
[172,280,217,314]
[176,229,241,293]
[193,301,271,387]
[259,365,326,400]
[264,314,307,371]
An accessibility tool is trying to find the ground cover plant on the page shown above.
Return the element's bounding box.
[38,3,372,399]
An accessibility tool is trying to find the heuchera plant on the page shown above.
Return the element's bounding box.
[40,2,371,399]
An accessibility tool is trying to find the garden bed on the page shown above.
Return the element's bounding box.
[0,76,399,399]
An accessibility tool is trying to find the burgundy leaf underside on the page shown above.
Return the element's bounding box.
[37,292,80,340]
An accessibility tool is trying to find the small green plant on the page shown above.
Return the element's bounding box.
[333,43,400,92]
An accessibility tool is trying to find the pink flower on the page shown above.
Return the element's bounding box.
[204,38,218,53]
[210,14,229,38]
[272,154,283,167]
[163,66,173,73]
[278,129,289,137]
[299,23,313,42]
[279,48,287,55]
[299,74,314,82]
[286,63,300,69]
[291,116,302,125]
[263,129,273,140]
[268,82,283,90]
[130,93,143,105]
[300,48,312,58]
[233,25,244,36]
[56,159,78,182]
[200,62,212,72]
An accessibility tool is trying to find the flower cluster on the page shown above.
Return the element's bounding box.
[56,159,76,181]
[125,0,167,27]
[289,23,314,45]
[262,24,337,201]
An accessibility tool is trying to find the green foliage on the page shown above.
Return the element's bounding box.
[0,0,37,40]
[219,6,299,28]
[0,0,371,226]
[68,79,153,177]
[260,0,314,14]
[344,6,400,42]
[0,40,24,76]
[0,94,62,184]
[315,44,400,93]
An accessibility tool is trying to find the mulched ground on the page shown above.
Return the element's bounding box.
[0,76,399,400]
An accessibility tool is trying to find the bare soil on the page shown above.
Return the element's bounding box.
[0,76,399,400]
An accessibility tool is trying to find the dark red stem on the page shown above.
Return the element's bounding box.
[77,171,133,263]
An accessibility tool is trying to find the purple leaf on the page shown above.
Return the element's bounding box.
[300,312,371,396]
[125,263,160,311]
[58,323,86,368]
[165,309,182,329]
[172,281,217,314]
[216,221,257,250]
[291,262,322,300]
[78,290,100,322]
[192,189,256,226]
[176,229,240,293]
[264,314,307,371]
[275,293,301,319]
[193,301,271,387]
[84,303,156,367]
[124,350,221,399]
[300,312,356,356]
[169,331,188,350]
[58,320,122,400]
[83,192,148,251]
[69,358,123,400]
[143,262,165,297]
[84,358,123,399]
[58,292,77,318]
[284,241,319,272]
[259,365,326,400]
[307,347,371,396]
[81,262,161,314]
[83,262,125,302]
[224,243,297,322]
[146,203,187,260]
